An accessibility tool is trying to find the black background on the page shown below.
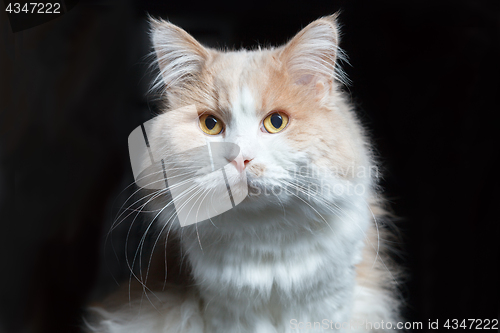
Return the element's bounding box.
[3,0,499,332]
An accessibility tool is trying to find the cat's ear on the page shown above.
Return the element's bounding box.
[280,14,343,91]
[150,17,211,91]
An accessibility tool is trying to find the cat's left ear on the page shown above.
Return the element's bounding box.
[280,14,342,93]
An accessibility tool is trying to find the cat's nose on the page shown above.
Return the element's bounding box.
[230,157,253,173]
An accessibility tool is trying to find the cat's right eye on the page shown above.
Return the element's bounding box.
[199,114,224,135]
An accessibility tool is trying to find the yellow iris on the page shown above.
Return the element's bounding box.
[263,112,289,133]
[199,114,223,135]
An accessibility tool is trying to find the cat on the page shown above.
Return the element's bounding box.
[86,13,402,333]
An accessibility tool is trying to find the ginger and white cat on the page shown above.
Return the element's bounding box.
[86,14,402,333]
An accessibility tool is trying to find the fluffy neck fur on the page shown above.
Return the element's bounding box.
[181,197,370,333]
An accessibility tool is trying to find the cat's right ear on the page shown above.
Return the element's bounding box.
[149,17,211,91]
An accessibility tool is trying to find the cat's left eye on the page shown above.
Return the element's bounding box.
[199,114,224,135]
[263,112,289,134]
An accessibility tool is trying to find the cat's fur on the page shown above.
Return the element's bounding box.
[86,14,402,333]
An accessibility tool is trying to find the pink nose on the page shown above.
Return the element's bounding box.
[231,158,252,173]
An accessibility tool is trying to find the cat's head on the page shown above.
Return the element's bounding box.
[146,14,374,227]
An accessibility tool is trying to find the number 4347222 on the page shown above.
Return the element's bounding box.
[444,319,498,330]
[5,2,61,14]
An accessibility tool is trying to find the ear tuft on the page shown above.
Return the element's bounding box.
[280,13,347,88]
[149,17,210,93]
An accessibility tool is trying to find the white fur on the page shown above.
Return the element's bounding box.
[87,199,398,332]
[87,108,399,332]
[86,15,400,333]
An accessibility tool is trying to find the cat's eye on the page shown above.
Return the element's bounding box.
[263,112,289,134]
[199,114,224,135]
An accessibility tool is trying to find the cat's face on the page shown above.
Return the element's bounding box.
[148,15,371,218]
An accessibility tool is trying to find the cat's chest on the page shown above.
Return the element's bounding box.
[185,224,360,304]
[192,235,358,333]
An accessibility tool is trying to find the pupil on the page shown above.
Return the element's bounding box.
[205,116,217,130]
[270,114,282,128]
